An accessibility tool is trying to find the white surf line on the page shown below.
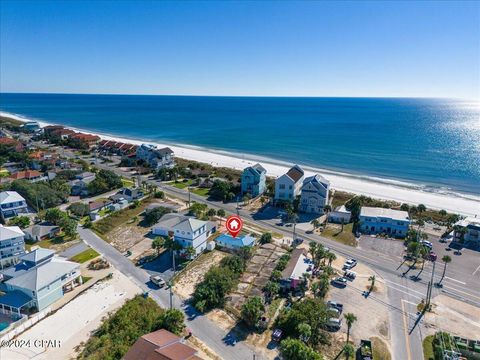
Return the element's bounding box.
[472,264,480,276]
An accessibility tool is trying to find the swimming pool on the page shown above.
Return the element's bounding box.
[0,322,9,331]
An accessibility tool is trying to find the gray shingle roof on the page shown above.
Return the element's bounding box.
[20,248,55,263]
[6,258,79,291]
[24,223,59,239]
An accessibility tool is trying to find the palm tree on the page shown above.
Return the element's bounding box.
[368,275,376,293]
[438,255,452,285]
[402,242,420,276]
[344,313,357,344]
[415,245,429,278]
[311,282,320,298]
[309,241,317,263]
[343,343,355,360]
[311,219,320,232]
[184,246,196,259]
[326,251,337,268]
[152,236,165,256]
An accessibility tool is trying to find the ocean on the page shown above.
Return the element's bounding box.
[1,93,479,197]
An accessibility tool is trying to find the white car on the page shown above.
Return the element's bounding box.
[150,275,166,288]
[420,240,433,249]
[343,259,357,270]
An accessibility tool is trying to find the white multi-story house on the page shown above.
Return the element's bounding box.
[0,225,26,269]
[152,214,216,256]
[0,191,28,220]
[299,174,330,214]
[136,144,174,170]
[359,207,411,238]
[274,165,305,203]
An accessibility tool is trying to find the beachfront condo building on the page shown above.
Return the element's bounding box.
[274,165,305,203]
[0,225,26,269]
[299,174,330,214]
[136,143,175,170]
[241,163,267,197]
[0,191,28,220]
[359,207,411,238]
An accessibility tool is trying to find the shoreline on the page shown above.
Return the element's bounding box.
[2,110,479,217]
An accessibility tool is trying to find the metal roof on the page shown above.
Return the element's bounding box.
[360,207,410,221]
[0,225,24,241]
[0,191,26,204]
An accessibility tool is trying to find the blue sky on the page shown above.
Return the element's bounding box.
[0,1,479,99]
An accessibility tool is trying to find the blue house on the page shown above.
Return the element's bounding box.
[216,233,256,250]
[241,163,267,197]
[0,249,82,314]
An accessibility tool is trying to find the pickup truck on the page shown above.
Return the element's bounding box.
[150,275,166,288]
[359,339,373,360]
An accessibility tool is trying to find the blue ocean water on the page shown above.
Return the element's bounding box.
[0,93,479,196]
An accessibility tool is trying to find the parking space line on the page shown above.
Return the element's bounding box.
[472,264,480,276]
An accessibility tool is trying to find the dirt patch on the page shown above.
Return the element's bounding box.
[424,294,480,339]
[173,250,228,299]
[206,309,237,331]
[108,222,152,253]
[186,335,222,360]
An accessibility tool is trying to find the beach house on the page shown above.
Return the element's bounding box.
[0,225,26,269]
[215,233,256,251]
[69,171,96,196]
[329,205,352,224]
[8,170,47,183]
[0,191,28,220]
[241,163,267,197]
[0,249,82,314]
[136,144,175,170]
[23,222,60,242]
[274,165,305,203]
[280,248,312,290]
[359,207,411,238]
[299,174,330,214]
[152,214,216,256]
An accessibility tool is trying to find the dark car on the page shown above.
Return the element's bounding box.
[331,277,348,287]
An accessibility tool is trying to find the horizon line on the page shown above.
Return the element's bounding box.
[0,91,475,101]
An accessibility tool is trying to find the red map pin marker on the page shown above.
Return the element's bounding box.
[226,215,243,238]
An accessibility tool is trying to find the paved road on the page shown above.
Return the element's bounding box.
[86,159,480,360]
[77,226,257,360]
[59,241,89,258]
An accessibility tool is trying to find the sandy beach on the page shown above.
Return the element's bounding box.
[2,111,479,217]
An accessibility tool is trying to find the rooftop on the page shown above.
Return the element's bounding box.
[174,218,207,233]
[281,248,310,280]
[285,165,304,183]
[0,225,24,241]
[360,207,410,221]
[216,233,255,248]
[0,191,26,204]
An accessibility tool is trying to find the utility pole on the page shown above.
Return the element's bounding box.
[188,187,191,209]
[426,260,436,309]
[169,280,173,310]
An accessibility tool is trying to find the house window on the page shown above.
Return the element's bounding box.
[289,185,292,190]
[279,184,285,189]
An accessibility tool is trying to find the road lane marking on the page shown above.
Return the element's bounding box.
[444,277,466,285]
[401,300,413,360]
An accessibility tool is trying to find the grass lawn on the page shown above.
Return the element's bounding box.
[121,178,135,187]
[93,198,153,236]
[167,180,194,189]
[423,335,435,360]
[191,187,209,197]
[371,337,392,360]
[81,276,93,283]
[25,233,77,251]
[266,298,283,319]
[321,223,357,247]
[70,248,100,263]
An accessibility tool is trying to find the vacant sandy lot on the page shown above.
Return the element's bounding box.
[1,270,142,360]
[108,221,152,253]
[173,250,228,299]
[425,294,480,339]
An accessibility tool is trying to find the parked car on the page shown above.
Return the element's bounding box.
[429,251,437,262]
[343,271,357,281]
[326,317,342,331]
[331,277,348,287]
[328,307,341,317]
[343,259,357,270]
[327,301,344,312]
[150,275,166,288]
[272,328,283,342]
[420,240,433,249]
